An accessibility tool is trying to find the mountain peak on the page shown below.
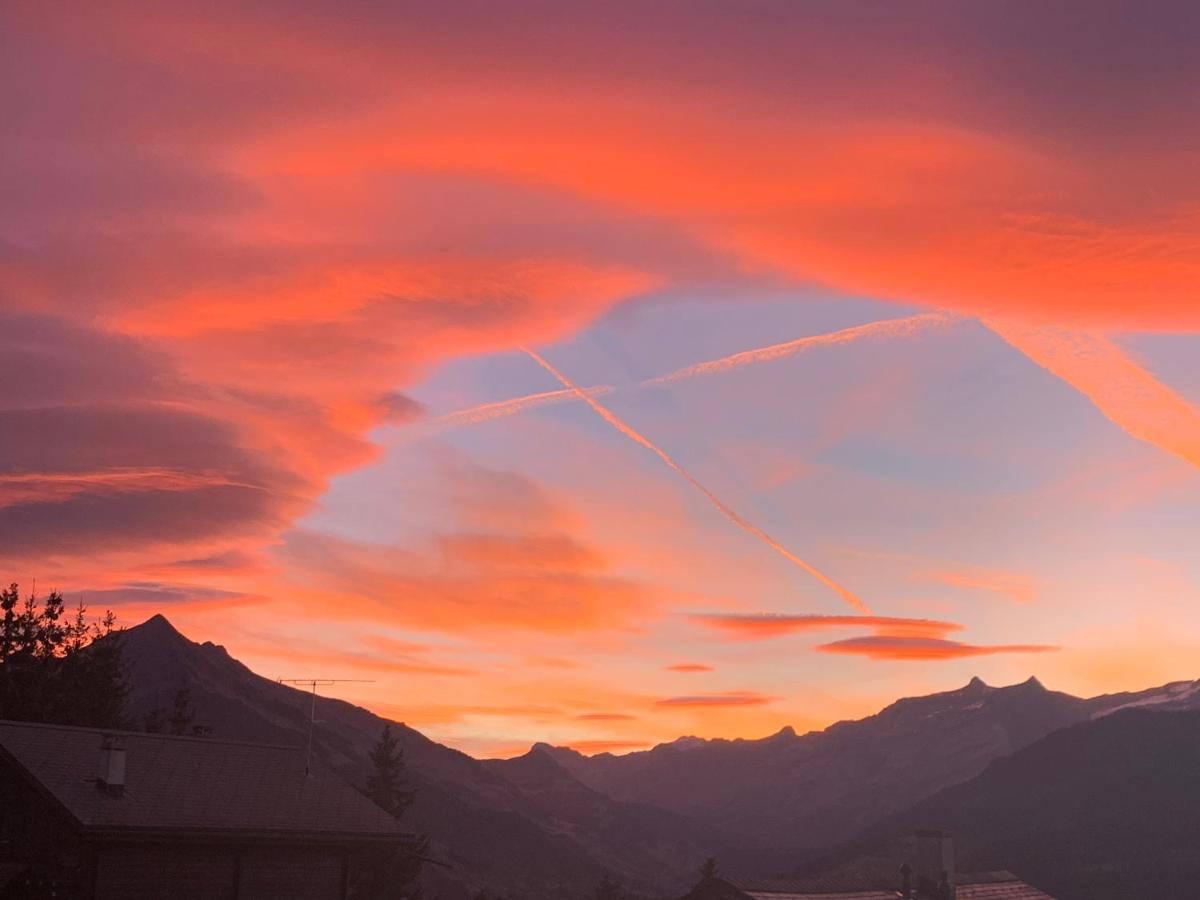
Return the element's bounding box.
[130,613,184,639]
[1016,675,1046,691]
[965,676,991,691]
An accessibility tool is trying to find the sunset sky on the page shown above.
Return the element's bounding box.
[3,1,1199,757]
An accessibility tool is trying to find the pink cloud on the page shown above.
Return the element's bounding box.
[692,613,963,640]
[575,713,638,721]
[656,691,776,708]
[817,635,1060,661]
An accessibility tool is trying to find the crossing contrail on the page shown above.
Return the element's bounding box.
[435,313,949,429]
[522,346,871,614]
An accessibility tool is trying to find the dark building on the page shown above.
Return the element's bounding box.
[0,720,413,898]
[679,831,1055,900]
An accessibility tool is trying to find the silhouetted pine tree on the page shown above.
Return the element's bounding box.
[357,723,429,899]
[168,684,196,735]
[366,723,416,816]
[143,683,212,736]
[0,583,126,728]
[699,857,720,879]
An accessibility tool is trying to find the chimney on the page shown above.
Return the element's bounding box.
[914,829,955,898]
[97,735,126,796]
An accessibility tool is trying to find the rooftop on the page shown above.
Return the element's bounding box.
[683,871,1054,900]
[0,719,407,841]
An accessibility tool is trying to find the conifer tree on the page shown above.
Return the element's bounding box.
[168,684,196,735]
[0,583,126,728]
[366,723,416,817]
[358,723,428,899]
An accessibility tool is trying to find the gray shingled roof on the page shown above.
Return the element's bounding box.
[0,720,407,840]
[743,891,897,900]
[957,882,1055,900]
[737,870,1055,900]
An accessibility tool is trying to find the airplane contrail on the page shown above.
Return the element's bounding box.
[641,312,947,386]
[436,313,949,429]
[522,346,872,614]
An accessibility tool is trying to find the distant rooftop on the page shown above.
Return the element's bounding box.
[683,871,1054,900]
[740,871,1055,900]
[0,719,407,841]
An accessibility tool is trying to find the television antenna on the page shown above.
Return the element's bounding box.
[277,678,375,774]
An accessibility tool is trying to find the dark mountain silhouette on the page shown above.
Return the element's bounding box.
[119,615,722,899]
[118,616,1200,895]
[539,676,1091,871]
[833,708,1200,900]
[541,675,1200,874]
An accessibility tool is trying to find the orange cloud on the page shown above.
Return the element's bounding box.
[818,636,1060,661]
[0,468,252,509]
[272,454,664,634]
[575,713,638,721]
[278,529,652,636]
[692,613,963,640]
[666,664,714,673]
[6,4,1197,589]
[5,2,1197,758]
[563,740,651,755]
[987,321,1200,470]
[238,641,474,678]
[656,691,776,708]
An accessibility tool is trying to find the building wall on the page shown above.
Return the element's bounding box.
[93,842,347,900]
[238,846,345,898]
[94,845,237,899]
[0,761,91,893]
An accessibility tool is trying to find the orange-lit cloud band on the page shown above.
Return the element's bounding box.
[693,613,961,639]
[656,691,776,708]
[818,636,1060,661]
[987,321,1200,470]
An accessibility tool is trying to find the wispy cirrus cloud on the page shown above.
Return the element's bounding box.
[987,321,1200,471]
[835,549,1042,606]
[274,454,662,635]
[666,663,714,673]
[692,613,962,640]
[575,712,638,721]
[77,582,259,608]
[913,566,1040,605]
[239,641,475,678]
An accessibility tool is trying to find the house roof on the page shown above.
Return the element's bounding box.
[744,891,897,900]
[696,870,1055,900]
[956,881,1056,900]
[737,872,1054,900]
[0,719,408,842]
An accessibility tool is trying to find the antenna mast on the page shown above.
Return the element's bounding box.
[277,678,375,774]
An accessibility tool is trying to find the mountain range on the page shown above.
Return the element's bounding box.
[819,707,1200,900]
[117,615,1200,898]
